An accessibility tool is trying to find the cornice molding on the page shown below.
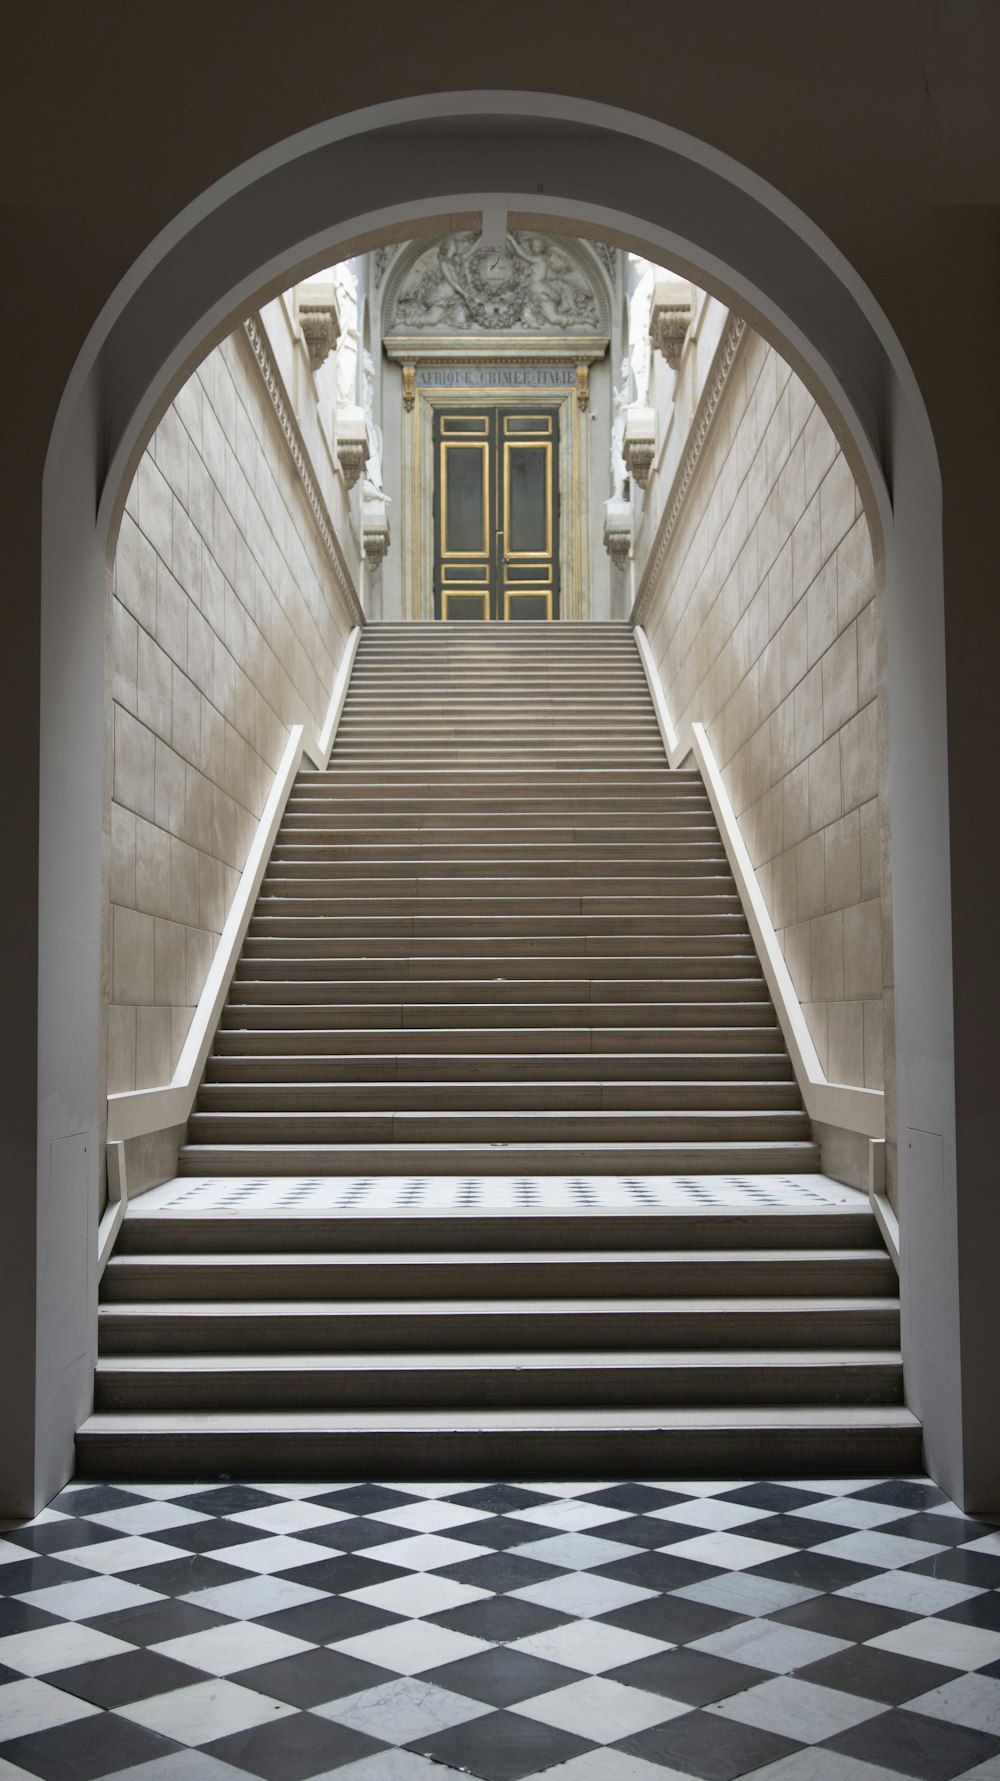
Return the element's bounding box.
[631,314,748,627]
[242,314,364,628]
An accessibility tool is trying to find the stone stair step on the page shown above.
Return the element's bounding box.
[177,1139,822,1173]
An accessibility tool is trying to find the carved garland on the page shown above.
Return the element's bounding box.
[631,314,748,627]
[242,315,364,629]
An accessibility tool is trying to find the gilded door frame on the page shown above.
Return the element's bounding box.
[401,376,590,621]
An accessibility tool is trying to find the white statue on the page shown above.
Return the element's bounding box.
[333,262,359,408]
[628,254,656,406]
[611,355,630,500]
[361,347,385,498]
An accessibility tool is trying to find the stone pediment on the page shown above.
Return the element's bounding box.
[382,230,610,364]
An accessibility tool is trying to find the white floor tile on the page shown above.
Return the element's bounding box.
[206,1533,335,1575]
[906,1671,1000,1734]
[88,1502,211,1536]
[17,1576,163,1619]
[691,1618,850,1673]
[183,1574,326,1619]
[360,1532,490,1571]
[837,1571,983,1616]
[507,1499,630,1531]
[869,1617,1000,1672]
[740,1752,902,1781]
[511,1569,654,1620]
[329,1750,461,1780]
[364,1499,489,1534]
[318,1676,489,1741]
[708,1674,884,1742]
[0,1678,99,1739]
[229,1501,350,1534]
[514,1530,640,1571]
[346,1572,488,1619]
[649,1497,771,1531]
[119,1678,296,1744]
[788,1497,910,1530]
[511,1618,664,1674]
[151,1622,311,1676]
[673,1572,818,1616]
[333,1619,490,1675]
[539,1752,684,1781]
[55,1534,180,1575]
[811,1529,947,1569]
[517,1675,683,1740]
[658,1530,793,1570]
[0,1621,133,1677]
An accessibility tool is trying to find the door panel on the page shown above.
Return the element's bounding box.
[433,405,559,619]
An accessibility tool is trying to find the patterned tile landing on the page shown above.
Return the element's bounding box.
[133,1173,865,1216]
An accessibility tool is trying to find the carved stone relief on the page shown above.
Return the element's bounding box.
[390,232,602,333]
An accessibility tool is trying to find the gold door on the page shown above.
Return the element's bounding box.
[433,406,560,619]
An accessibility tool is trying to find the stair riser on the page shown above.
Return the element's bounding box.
[185,1112,810,1144]
[210,1028,788,1055]
[218,1003,775,1029]
[235,957,762,981]
[115,1212,882,1255]
[177,1142,822,1173]
[205,1053,796,1083]
[227,980,767,1006]
[241,938,758,960]
[196,1084,802,1114]
[97,1305,900,1355]
[94,1364,904,1413]
[102,1257,897,1302]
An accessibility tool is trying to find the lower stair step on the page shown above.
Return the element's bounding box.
[178,1139,823,1174]
[75,1404,923,1479]
[93,1349,905,1411]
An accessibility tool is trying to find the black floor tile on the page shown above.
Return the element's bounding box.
[411,1707,593,1781]
[308,1484,418,1516]
[293,1516,414,1553]
[581,1483,688,1514]
[905,1546,1000,1589]
[717,1483,825,1513]
[48,1486,144,1517]
[0,1555,88,1596]
[422,1644,579,1706]
[620,1707,800,1779]
[597,1514,692,1550]
[428,1593,572,1643]
[207,1710,385,1779]
[797,1643,960,1704]
[824,1706,1000,1779]
[275,1552,407,1594]
[441,1515,554,1550]
[608,1646,770,1706]
[183,1485,284,1517]
[258,1594,400,1645]
[437,1550,566,1593]
[87,1596,227,1646]
[0,1662,22,1684]
[152,1516,267,1555]
[0,1712,180,1779]
[939,1592,1000,1631]
[770,1592,918,1643]
[48,1647,205,1707]
[232,1646,396,1707]
[450,1485,554,1515]
[748,1549,879,1592]
[123,1553,250,1597]
[4,1522,124,1557]
[895,1511,997,1546]
[600,1593,746,1645]
[596,1550,725,1593]
[0,1599,60,1636]
[852,1480,951,1510]
[737,1513,849,1550]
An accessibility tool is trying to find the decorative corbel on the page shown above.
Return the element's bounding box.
[575,364,590,412]
[622,405,656,490]
[296,280,341,371]
[402,364,416,412]
[336,405,369,490]
[649,277,694,371]
[603,497,632,570]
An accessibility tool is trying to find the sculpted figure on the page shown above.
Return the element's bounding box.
[334,262,359,408]
[628,254,656,404]
[611,354,630,499]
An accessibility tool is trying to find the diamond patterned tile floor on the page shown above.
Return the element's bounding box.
[2,1477,1000,1780]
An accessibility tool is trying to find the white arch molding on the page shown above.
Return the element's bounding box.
[36,93,963,1509]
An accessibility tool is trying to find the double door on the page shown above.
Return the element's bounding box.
[433,405,560,620]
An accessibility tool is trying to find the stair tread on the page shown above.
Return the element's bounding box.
[78,1404,921,1432]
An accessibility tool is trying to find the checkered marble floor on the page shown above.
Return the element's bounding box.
[135,1174,862,1215]
[3,1479,1000,1779]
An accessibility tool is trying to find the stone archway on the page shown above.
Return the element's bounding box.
[35,93,959,1510]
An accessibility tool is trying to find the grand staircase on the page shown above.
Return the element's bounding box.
[78,622,918,1476]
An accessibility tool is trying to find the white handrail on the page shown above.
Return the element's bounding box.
[634,627,885,1141]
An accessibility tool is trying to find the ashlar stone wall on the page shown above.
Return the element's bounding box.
[108,325,356,1097]
[639,327,886,1095]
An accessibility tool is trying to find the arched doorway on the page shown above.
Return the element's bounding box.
[36,94,959,1508]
